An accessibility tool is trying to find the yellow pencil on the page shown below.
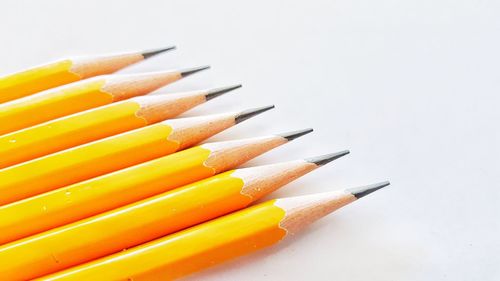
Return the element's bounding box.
[0,152,349,279]
[0,46,175,103]
[0,129,312,234]
[0,106,273,243]
[0,85,231,170]
[35,182,389,281]
[0,66,208,135]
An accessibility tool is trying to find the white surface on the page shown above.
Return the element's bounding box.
[1,1,499,280]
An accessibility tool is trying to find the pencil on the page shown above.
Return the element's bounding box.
[0,129,311,236]
[0,152,349,279]
[0,65,208,135]
[0,46,175,103]
[0,106,273,243]
[35,182,389,281]
[0,84,232,170]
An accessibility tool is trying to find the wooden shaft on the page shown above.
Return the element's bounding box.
[100,71,182,101]
[238,160,317,200]
[69,50,148,78]
[165,112,237,150]
[202,135,288,173]
[276,191,357,234]
[134,90,207,123]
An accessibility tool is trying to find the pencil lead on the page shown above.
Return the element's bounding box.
[278,128,314,141]
[180,65,210,77]
[305,150,350,166]
[348,181,390,199]
[142,46,176,59]
[205,84,242,101]
[235,105,274,124]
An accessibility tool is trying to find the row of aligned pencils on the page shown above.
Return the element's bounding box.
[0,46,389,280]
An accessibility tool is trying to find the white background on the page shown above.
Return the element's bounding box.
[1,1,499,280]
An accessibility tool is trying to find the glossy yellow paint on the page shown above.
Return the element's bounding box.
[0,124,181,244]
[0,100,148,177]
[0,146,215,249]
[0,78,113,135]
[36,200,286,281]
[0,124,175,205]
[0,60,81,104]
[0,172,251,279]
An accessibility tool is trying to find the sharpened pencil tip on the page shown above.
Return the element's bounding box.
[142,46,176,59]
[278,128,314,141]
[180,65,210,77]
[205,84,242,101]
[235,105,274,124]
[348,181,390,199]
[305,150,350,166]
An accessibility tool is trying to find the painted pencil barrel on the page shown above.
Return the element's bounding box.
[33,181,388,281]
[0,79,112,135]
[0,134,291,246]
[0,125,181,244]
[0,60,81,103]
[0,171,250,279]
[0,123,175,207]
[0,69,187,135]
[0,100,148,172]
[0,48,173,104]
[0,86,217,170]
[0,109,270,244]
[0,146,215,244]
[35,201,286,281]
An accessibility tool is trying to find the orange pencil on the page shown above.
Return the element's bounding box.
[0,106,274,243]
[0,65,208,135]
[0,129,312,239]
[0,152,349,279]
[0,85,232,170]
[0,46,175,103]
[36,182,389,281]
